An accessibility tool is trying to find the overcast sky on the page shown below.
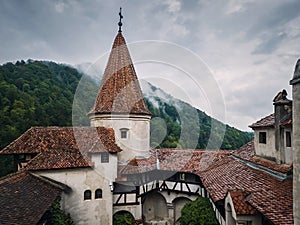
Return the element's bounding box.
[1,0,300,131]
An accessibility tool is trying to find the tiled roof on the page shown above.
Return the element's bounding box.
[89,32,151,116]
[229,190,256,215]
[233,142,292,174]
[122,145,293,225]
[0,127,122,170]
[201,156,293,225]
[122,149,231,174]
[0,171,65,225]
[232,141,255,160]
[249,113,275,128]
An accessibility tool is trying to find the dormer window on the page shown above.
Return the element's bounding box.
[259,132,267,144]
[120,128,129,139]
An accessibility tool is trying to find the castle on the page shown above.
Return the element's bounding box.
[0,11,299,225]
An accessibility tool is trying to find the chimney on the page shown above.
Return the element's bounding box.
[273,89,292,163]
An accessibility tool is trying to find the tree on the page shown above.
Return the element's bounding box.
[180,196,218,225]
[113,211,136,225]
[38,198,74,225]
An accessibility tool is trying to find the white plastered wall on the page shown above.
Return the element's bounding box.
[90,114,151,162]
[35,154,118,225]
[253,128,276,160]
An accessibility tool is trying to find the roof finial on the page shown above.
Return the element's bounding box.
[118,7,123,32]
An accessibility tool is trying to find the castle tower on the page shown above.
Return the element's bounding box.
[290,59,300,225]
[88,9,151,162]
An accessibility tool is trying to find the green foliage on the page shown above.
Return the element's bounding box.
[0,60,97,177]
[0,155,14,177]
[180,196,218,225]
[145,97,253,150]
[0,60,252,177]
[113,211,136,225]
[39,198,74,225]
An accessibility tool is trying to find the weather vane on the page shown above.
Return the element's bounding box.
[118,7,123,32]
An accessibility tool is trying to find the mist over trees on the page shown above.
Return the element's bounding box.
[0,60,252,177]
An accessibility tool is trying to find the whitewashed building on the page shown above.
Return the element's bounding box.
[0,11,299,225]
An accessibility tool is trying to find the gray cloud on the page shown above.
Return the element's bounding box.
[0,0,300,131]
[252,32,287,54]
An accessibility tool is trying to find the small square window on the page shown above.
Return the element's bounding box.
[259,132,267,144]
[121,130,127,139]
[101,152,109,163]
[120,128,129,139]
[286,131,291,147]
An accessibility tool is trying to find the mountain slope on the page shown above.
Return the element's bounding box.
[141,81,252,149]
[0,60,252,176]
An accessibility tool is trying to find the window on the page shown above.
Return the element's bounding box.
[286,131,291,147]
[101,152,109,163]
[121,130,127,138]
[120,128,129,139]
[259,132,267,144]
[95,189,103,199]
[84,190,91,200]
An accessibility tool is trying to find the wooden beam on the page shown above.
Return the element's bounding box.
[113,202,140,206]
[115,194,123,204]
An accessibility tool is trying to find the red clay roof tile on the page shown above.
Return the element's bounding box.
[229,190,256,215]
[89,32,151,116]
[249,113,275,128]
[0,171,64,225]
[201,156,293,225]
[122,145,293,225]
[233,141,292,174]
[0,127,122,170]
[122,149,231,174]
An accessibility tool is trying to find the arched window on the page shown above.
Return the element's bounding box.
[95,189,103,199]
[84,190,92,200]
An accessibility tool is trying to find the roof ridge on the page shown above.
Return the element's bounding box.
[231,155,291,180]
[0,170,27,184]
[249,113,275,128]
[0,127,35,153]
[28,172,71,192]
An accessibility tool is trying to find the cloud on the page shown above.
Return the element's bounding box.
[252,32,287,54]
[163,0,181,13]
[54,1,66,13]
[0,0,300,131]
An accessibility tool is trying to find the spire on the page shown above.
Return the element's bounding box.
[89,28,151,117]
[118,7,123,32]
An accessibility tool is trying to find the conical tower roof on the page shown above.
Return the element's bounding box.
[89,31,151,116]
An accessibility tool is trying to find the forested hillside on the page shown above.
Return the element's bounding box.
[143,82,252,150]
[0,60,253,176]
